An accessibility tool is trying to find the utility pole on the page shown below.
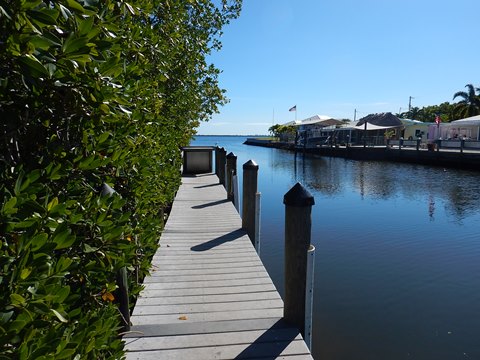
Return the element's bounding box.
[408,96,414,112]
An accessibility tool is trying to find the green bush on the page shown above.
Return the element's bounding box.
[0,0,241,358]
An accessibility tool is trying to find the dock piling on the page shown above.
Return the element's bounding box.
[242,160,259,244]
[283,182,315,341]
[255,192,261,254]
[218,147,227,185]
[226,152,237,202]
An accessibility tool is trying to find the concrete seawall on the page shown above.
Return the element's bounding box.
[244,139,480,171]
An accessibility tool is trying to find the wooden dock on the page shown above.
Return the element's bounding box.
[123,173,313,359]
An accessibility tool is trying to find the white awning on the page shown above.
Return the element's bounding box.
[354,122,402,130]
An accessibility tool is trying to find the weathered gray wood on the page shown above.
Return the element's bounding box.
[138,284,278,297]
[131,308,284,325]
[125,339,310,360]
[133,298,284,315]
[124,173,313,359]
[149,259,263,270]
[125,318,289,338]
[135,291,281,306]
[140,276,272,289]
[125,328,302,350]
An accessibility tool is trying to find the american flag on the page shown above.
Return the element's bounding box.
[289,105,297,112]
[435,115,441,125]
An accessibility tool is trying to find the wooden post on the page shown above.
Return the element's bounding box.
[461,139,465,153]
[116,266,131,332]
[242,160,259,243]
[100,183,130,333]
[416,139,420,151]
[218,147,227,186]
[283,182,315,338]
[215,146,220,176]
[304,244,316,350]
[255,192,261,254]
[226,152,237,201]
[233,173,240,212]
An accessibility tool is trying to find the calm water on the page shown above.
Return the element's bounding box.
[191,136,480,360]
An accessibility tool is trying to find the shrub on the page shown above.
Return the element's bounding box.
[0,0,241,358]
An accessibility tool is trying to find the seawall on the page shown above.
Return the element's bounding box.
[244,138,480,171]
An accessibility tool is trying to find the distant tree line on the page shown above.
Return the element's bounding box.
[397,84,480,123]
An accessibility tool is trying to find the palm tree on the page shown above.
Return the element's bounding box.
[453,84,480,118]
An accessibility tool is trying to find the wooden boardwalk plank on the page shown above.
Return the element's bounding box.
[124,173,313,359]
[125,340,310,360]
[135,291,281,306]
[124,328,302,350]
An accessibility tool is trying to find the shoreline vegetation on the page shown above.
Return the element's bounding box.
[0,1,242,359]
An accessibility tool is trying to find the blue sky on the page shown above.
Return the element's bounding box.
[197,0,479,135]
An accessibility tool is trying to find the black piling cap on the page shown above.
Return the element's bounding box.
[243,159,259,170]
[226,152,237,159]
[283,182,315,207]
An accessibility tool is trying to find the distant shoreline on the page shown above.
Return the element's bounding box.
[195,134,268,137]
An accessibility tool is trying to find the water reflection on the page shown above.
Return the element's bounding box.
[192,137,480,360]
[288,153,480,221]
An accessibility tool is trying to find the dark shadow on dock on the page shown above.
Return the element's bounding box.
[233,319,302,359]
[191,229,245,251]
[192,199,230,209]
[194,183,221,189]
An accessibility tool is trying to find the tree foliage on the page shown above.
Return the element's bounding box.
[395,84,480,122]
[453,83,480,118]
[0,0,241,358]
[268,123,296,137]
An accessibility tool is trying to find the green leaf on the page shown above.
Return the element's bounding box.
[9,319,27,332]
[98,132,110,144]
[55,286,71,303]
[0,311,14,325]
[78,16,94,36]
[55,257,73,273]
[27,9,58,25]
[31,233,48,251]
[14,171,25,195]
[65,0,85,13]
[118,105,132,115]
[26,169,42,183]
[83,243,98,253]
[29,35,58,50]
[56,349,77,359]
[18,54,49,77]
[2,197,17,215]
[47,197,59,211]
[0,5,12,20]
[51,309,68,323]
[59,4,72,20]
[53,227,75,250]
[99,103,110,114]
[20,268,32,280]
[10,293,26,306]
[62,36,89,55]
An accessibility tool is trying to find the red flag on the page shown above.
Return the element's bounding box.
[289,105,297,112]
